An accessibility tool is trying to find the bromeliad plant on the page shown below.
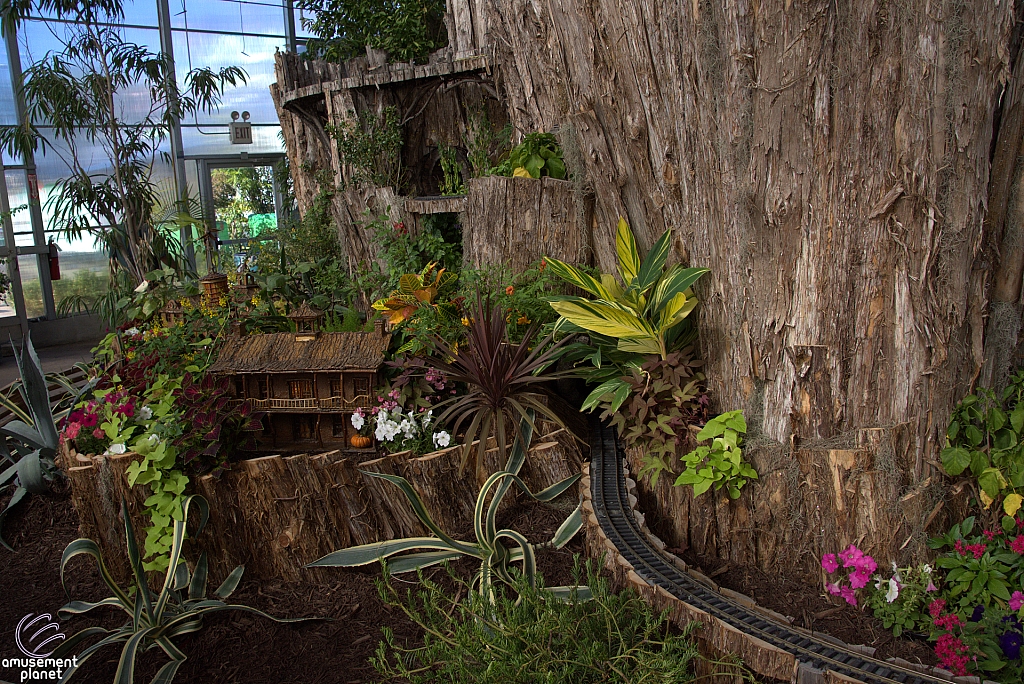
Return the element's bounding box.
[309,413,586,603]
[52,496,314,683]
[0,334,63,550]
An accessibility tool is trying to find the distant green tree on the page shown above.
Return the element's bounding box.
[298,0,448,64]
[0,0,246,286]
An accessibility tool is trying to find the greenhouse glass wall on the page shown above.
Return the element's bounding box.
[0,0,313,332]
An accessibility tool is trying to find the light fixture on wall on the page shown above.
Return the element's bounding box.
[230,111,253,145]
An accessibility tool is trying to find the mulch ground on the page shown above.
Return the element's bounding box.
[679,549,938,667]
[0,491,582,684]
[1,487,938,683]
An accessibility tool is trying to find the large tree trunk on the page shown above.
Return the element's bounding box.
[483,0,1022,578]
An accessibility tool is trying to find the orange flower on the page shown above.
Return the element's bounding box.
[517,315,531,325]
[505,285,514,296]
[539,258,546,271]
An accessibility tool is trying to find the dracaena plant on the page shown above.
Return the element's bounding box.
[412,293,569,477]
[52,496,314,683]
[545,218,709,413]
[0,334,64,550]
[309,412,587,603]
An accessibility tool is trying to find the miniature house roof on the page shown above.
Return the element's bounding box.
[208,330,390,373]
[162,299,183,312]
[286,301,324,322]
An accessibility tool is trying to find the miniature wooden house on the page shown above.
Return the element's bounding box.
[208,314,389,451]
[159,299,185,327]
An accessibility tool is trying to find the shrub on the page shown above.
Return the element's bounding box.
[299,0,448,64]
[491,132,566,180]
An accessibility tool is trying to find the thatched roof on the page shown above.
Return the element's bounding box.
[208,330,390,373]
[287,301,324,322]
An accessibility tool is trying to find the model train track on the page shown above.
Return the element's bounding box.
[588,417,952,684]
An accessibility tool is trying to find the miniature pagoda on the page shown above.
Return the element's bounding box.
[209,305,389,451]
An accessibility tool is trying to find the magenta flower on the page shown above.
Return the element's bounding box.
[1011,591,1024,612]
[849,569,871,589]
[825,582,841,596]
[839,586,858,607]
[1011,536,1024,555]
[821,553,839,574]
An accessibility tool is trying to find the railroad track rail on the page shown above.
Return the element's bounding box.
[587,417,959,684]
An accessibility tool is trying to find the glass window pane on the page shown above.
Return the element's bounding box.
[172,0,286,36]
[49,231,108,316]
[17,255,46,318]
[173,32,285,126]
[181,124,283,156]
[0,256,14,318]
[4,170,33,239]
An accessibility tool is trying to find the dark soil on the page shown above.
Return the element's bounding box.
[678,549,938,668]
[0,491,582,684]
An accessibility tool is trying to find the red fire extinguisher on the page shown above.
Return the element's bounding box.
[48,241,60,281]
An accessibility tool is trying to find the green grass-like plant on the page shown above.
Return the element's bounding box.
[371,560,710,683]
[309,412,585,603]
[52,496,315,683]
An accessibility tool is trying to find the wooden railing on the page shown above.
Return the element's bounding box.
[244,394,374,412]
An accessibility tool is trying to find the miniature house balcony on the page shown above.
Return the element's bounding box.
[242,394,375,412]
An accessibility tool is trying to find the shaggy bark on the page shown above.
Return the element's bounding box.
[481,0,1020,577]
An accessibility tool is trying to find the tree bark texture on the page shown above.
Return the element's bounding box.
[481,0,1021,577]
[462,175,593,271]
[60,429,581,584]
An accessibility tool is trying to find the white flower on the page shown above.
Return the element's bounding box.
[375,417,400,442]
[433,431,451,448]
[139,406,153,420]
[923,564,933,574]
[147,433,159,445]
[399,419,417,440]
[873,575,884,590]
[423,410,433,426]
[125,327,140,336]
[351,413,365,431]
[106,443,127,455]
[885,577,900,604]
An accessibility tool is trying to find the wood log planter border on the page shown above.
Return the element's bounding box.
[61,427,582,584]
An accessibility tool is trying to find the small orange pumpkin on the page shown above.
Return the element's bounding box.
[350,434,372,449]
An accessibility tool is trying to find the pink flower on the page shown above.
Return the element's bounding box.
[825,582,841,596]
[955,539,966,555]
[934,613,964,630]
[1010,536,1024,555]
[64,422,81,440]
[92,427,105,440]
[838,544,862,568]
[935,634,971,677]
[926,580,938,592]
[966,542,987,559]
[849,569,871,589]
[1010,591,1024,612]
[928,599,947,618]
[839,586,858,607]
[81,412,98,428]
[821,553,839,574]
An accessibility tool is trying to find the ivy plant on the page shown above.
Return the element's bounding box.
[941,371,1024,515]
[673,410,757,499]
[492,132,566,180]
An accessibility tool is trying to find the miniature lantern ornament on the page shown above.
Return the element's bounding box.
[200,272,229,308]
[287,302,324,341]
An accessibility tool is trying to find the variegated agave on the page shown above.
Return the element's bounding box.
[309,412,589,602]
[51,496,314,683]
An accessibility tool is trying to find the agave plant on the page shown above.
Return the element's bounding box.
[545,218,709,412]
[0,334,64,550]
[413,293,569,477]
[51,496,314,683]
[309,412,587,602]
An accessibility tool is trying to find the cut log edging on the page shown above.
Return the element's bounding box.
[580,459,981,684]
[62,428,582,584]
